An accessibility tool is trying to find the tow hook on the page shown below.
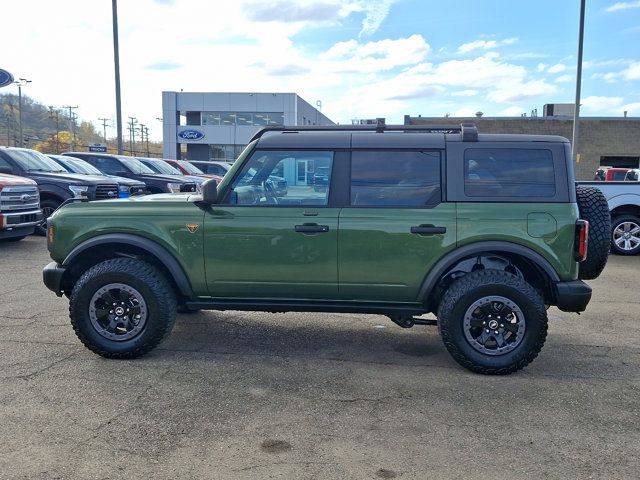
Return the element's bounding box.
[387,315,437,328]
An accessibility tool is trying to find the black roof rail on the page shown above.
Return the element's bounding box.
[249,122,477,143]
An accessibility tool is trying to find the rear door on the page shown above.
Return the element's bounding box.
[338,150,457,302]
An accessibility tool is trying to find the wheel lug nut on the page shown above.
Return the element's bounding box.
[494,330,499,334]
[485,329,489,333]
[500,324,504,327]
[482,321,486,325]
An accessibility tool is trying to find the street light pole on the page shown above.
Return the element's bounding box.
[14,78,31,147]
[112,0,124,155]
[572,0,586,163]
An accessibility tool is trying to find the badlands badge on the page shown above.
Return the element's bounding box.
[186,223,199,233]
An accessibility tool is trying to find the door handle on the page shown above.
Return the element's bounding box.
[295,224,329,233]
[410,225,447,235]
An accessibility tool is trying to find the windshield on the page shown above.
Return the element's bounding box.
[179,161,204,175]
[118,156,156,175]
[63,157,104,176]
[8,149,68,173]
[141,159,182,175]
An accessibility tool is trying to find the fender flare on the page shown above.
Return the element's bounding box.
[419,241,560,302]
[63,233,194,297]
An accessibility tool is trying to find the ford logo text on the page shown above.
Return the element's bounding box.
[178,129,205,141]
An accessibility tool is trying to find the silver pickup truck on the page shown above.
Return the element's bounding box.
[578,179,640,255]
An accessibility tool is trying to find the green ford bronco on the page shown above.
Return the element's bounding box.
[43,124,611,374]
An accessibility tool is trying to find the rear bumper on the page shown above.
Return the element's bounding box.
[553,280,592,312]
[43,262,67,297]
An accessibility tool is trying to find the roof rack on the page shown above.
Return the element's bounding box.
[249,122,478,143]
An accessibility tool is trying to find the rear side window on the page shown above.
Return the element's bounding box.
[464,148,555,197]
[91,157,125,175]
[351,151,441,206]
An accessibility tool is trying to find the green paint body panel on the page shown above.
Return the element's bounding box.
[203,206,339,298]
[456,202,579,281]
[337,204,457,301]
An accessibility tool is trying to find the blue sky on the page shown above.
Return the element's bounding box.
[2,0,639,138]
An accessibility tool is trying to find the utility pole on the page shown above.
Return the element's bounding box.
[98,117,111,143]
[127,116,137,155]
[138,123,146,156]
[572,0,586,163]
[63,105,78,151]
[112,0,124,154]
[48,106,61,154]
[144,126,150,157]
[14,78,31,147]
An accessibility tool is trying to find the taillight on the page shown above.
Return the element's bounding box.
[575,220,589,262]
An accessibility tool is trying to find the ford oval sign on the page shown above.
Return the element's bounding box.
[178,129,205,141]
[0,69,14,89]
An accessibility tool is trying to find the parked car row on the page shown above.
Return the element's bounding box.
[594,166,639,182]
[0,146,227,240]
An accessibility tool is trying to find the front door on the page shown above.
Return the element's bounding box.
[204,149,339,299]
[338,150,457,302]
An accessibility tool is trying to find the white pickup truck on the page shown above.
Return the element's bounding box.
[578,178,640,255]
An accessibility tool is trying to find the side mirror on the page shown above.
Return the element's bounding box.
[201,179,218,204]
[0,165,14,175]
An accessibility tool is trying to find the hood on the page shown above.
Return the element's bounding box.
[134,174,195,184]
[105,175,146,187]
[26,171,118,185]
[0,173,37,186]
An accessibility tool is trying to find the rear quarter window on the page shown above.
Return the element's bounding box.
[464,148,555,197]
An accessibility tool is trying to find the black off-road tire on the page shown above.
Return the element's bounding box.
[575,185,610,279]
[437,269,548,375]
[610,215,640,256]
[69,258,177,358]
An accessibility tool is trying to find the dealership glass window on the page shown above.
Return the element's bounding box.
[253,113,268,125]
[350,151,441,206]
[464,148,556,197]
[236,113,253,125]
[228,151,333,205]
[221,112,237,125]
[266,112,284,125]
[202,112,221,125]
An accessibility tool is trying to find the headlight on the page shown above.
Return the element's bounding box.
[195,183,202,193]
[167,183,182,193]
[69,185,89,198]
[119,185,130,193]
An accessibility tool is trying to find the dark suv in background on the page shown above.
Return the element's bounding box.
[0,147,118,234]
[49,155,147,198]
[64,153,197,194]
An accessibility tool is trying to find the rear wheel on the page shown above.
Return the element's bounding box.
[69,258,177,358]
[437,269,547,375]
[611,215,640,255]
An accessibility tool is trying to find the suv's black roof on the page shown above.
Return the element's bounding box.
[256,131,570,150]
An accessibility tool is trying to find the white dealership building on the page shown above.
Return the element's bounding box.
[162,91,334,161]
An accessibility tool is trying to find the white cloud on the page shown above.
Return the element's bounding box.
[547,63,567,74]
[622,102,640,114]
[451,107,479,117]
[555,74,574,83]
[581,96,624,112]
[356,0,399,37]
[623,62,640,80]
[537,63,548,72]
[457,37,518,54]
[606,1,640,12]
[451,90,479,97]
[497,106,526,116]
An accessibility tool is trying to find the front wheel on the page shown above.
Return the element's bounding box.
[35,199,61,236]
[437,269,548,375]
[611,215,640,255]
[69,258,177,358]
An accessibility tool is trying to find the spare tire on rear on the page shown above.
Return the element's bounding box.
[576,185,610,280]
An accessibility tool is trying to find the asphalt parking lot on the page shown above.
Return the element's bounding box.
[1,236,639,479]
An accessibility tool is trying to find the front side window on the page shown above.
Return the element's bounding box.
[227,150,333,206]
[92,157,126,175]
[350,151,441,207]
[464,148,555,197]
